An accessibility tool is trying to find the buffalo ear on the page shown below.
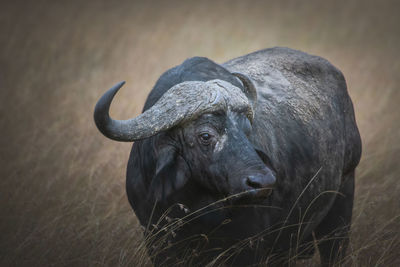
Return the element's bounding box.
[253,146,277,174]
[232,72,257,109]
[149,146,190,202]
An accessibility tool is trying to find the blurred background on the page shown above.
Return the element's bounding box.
[1,0,399,266]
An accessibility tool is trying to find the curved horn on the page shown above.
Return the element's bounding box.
[94,80,252,142]
[94,81,132,141]
[232,72,257,110]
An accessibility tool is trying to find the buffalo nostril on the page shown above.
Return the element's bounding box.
[246,176,263,189]
[245,174,275,190]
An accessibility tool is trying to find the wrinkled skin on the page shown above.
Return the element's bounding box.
[113,48,361,266]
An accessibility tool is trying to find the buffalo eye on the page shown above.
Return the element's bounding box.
[198,132,213,145]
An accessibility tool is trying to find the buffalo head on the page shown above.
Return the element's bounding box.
[94,75,275,204]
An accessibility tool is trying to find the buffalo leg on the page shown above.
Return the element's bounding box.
[314,171,354,267]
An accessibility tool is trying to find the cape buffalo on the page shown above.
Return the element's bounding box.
[94,47,361,266]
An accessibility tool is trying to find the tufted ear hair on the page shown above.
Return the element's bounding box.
[148,145,190,202]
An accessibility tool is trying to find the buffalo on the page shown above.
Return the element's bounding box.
[94,47,361,266]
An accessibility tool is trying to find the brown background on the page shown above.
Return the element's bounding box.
[1,0,399,266]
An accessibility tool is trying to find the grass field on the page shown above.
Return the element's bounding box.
[1,0,399,266]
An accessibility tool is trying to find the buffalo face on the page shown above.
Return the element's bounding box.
[180,111,276,202]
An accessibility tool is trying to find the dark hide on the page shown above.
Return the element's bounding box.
[124,47,362,266]
[142,57,244,111]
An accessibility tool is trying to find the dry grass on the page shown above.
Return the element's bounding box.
[1,0,399,266]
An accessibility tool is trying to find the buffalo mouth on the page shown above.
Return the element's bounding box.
[229,187,274,205]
